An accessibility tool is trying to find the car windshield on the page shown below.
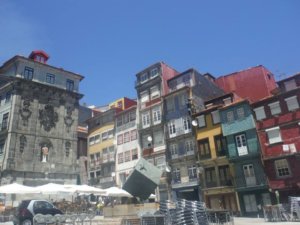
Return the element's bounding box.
[33,201,53,210]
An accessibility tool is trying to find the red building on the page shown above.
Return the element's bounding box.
[215,65,277,103]
[252,73,300,203]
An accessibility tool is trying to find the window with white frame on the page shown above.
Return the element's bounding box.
[123,113,129,124]
[185,139,194,154]
[152,106,161,124]
[156,156,166,171]
[117,134,123,145]
[94,134,100,143]
[237,107,245,119]
[153,130,164,146]
[89,136,95,145]
[179,93,188,108]
[124,151,131,162]
[124,132,130,143]
[188,165,197,179]
[168,121,176,137]
[170,143,178,157]
[173,168,181,182]
[101,132,108,141]
[227,111,234,123]
[211,110,220,124]
[235,134,248,156]
[183,74,190,86]
[266,127,282,144]
[140,73,148,83]
[197,115,206,128]
[130,130,137,141]
[129,111,136,121]
[243,195,258,212]
[269,101,281,115]
[140,91,149,103]
[117,117,122,127]
[183,117,191,132]
[150,86,160,99]
[142,111,150,128]
[275,159,291,177]
[150,68,158,78]
[285,96,299,111]
[254,106,266,120]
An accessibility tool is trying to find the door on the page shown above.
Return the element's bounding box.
[235,134,248,156]
[243,164,256,186]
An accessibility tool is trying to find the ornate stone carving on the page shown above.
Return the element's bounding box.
[19,135,27,153]
[39,104,58,132]
[64,106,74,132]
[19,99,32,126]
[39,139,53,162]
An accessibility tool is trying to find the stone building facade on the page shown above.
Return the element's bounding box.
[0,51,83,186]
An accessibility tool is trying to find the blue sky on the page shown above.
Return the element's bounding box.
[1,0,299,106]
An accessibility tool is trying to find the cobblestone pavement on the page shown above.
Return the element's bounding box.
[233,217,300,225]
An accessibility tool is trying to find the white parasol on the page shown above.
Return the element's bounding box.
[0,183,39,194]
[102,187,132,197]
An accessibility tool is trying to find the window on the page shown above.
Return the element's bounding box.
[269,101,281,115]
[266,127,282,144]
[275,159,291,177]
[5,92,11,103]
[223,97,232,105]
[285,96,299,111]
[243,195,258,212]
[235,134,248,156]
[197,115,206,128]
[46,73,55,84]
[205,167,216,187]
[131,149,138,160]
[150,86,160,99]
[254,106,266,120]
[219,165,231,186]
[108,129,113,138]
[118,153,123,164]
[156,156,166,171]
[124,132,130,143]
[243,164,256,186]
[94,134,100,143]
[214,135,227,157]
[150,68,158,78]
[173,168,181,183]
[170,143,178,158]
[166,98,175,112]
[198,139,211,158]
[117,117,122,127]
[140,73,148,83]
[142,134,151,149]
[183,117,191,132]
[185,140,194,154]
[237,107,245,119]
[101,132,108,141]
[226,111,234,123]
[169,80,177,91]
[211,110,220,124]
[142,111,150,128]
[168,121,176,137]
[188,165,197,180]
[140,91,149,103]
[66,79,74,91]
[89,136,95,145]
[24,67,34,80]
[129,111,136,121]
[124,151,131,162]
[284,79,297,91]
[153,130,164,146]
[152,106,161,124]
[183,74,190,86]
[131,130,137,141]
[179,93,188,109]
[117,134,123,145]
[1,113,9,130]
[0,143,4,155]
[123,113,129,124]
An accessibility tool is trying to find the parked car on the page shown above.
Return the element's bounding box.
[14,200,63,225]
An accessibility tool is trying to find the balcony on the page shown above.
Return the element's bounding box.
[219,179,233,186]
[171,177,200,189]
[100,176,114,184]
[205,181,218,188]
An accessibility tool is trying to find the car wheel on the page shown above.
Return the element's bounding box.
[21,219,32,225]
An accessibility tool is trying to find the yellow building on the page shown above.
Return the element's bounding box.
[194,95,239,214]
[87,108,117,188]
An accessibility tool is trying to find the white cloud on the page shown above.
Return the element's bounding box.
[0,1,48,64]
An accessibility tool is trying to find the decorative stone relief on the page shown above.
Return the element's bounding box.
[19,99,32,126]
[39,139,53,163]
[64,106,74,132]
[38,104,58,132]
[19,135,27,153]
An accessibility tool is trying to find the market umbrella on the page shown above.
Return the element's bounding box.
[0,183,39,194]
[34,183,75,195]
[102,187,132,197]
[64,184,106,195]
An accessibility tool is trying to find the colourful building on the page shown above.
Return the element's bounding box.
[194,93,239,214]
[252,72,300,203]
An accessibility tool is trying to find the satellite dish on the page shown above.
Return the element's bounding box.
[147,136,152,142]
[192,120,198,127]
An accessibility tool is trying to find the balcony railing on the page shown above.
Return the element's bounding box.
[219,179,233,186]
[100,176,113,184]
[205,181,218,188]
